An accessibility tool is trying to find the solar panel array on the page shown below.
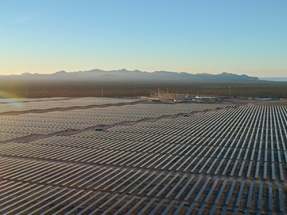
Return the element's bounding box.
[0,97,140,113]
[0,97,286,214]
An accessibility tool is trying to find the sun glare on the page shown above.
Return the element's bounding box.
[0,91,23,108]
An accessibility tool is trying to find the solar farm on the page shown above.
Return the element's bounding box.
[0,97,287,214]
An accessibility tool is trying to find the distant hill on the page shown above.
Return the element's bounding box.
[1,69,259,82]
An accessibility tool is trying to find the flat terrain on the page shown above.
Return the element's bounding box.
[0,97,286,214]
[1,80,287,98]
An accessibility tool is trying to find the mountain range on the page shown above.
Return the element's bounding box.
[1,69,259,82]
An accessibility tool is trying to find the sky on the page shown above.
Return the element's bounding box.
[1,0,287,78]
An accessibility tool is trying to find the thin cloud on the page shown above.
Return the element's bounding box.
[12,15,37,24]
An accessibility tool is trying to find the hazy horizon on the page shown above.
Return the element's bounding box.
[1,1,287,77]
[1,68,286,80]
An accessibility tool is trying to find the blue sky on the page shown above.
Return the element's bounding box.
[1,0,287,77]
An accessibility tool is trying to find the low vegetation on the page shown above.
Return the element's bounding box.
[1,80,287,98]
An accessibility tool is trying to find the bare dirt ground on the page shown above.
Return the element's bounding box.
[226,98,287,106]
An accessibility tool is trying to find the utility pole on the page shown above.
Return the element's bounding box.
[134,86,136,97]
[166,87,169,99]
